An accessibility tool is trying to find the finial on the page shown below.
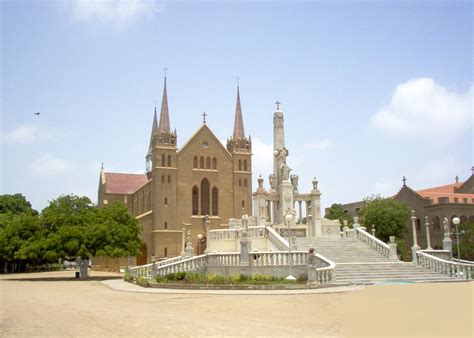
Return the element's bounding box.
[101,162,104,170]
[202,112,207,124]
[275,100,281,110]
[402,176,407,186]
[163,67,168,78]
[236,76,240,88]
[455,175,459,183]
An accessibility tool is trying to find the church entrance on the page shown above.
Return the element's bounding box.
[136,243,147,265]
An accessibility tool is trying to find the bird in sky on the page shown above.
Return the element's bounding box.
[34,112,40,116]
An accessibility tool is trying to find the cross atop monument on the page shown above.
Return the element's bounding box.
[402,176,407,186]
[163,67,168,78]
[202,112,207,124]
[275,100,281,110]
[455,175,459,183]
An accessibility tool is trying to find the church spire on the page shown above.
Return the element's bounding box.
[148,105,159,154]
[158,76,170,133]
[233,86,245,139]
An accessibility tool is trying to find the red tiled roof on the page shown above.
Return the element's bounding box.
[416,182,474,204]
[104,172,148,194]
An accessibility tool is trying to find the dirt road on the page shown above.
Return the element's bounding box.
[1,271,472,337]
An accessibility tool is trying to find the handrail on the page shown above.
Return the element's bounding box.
[452,258,474,266]
[309,253,336,285]
[355,227,390,258]
[420,249,451,260]
[266,226,290,251]
[416,251,472,280]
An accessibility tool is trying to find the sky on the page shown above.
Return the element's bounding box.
[1,0,473,213]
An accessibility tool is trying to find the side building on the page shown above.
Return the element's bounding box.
[334,171,474,251]
[97,78,252,267]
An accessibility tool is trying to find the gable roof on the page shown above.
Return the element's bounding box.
[416,182,474,204]
[178,123,232,160]
[103,172,149,194]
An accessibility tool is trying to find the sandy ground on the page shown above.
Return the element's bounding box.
[0,271,472,337]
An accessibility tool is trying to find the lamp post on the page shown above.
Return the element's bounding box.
[197,234,203,256]
[285,210,296,280]
[452,217,461,259]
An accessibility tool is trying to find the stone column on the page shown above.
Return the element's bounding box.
[310,178,321,237]
[240,230,251,265]
[388,236,398,260]
[411,211,421,263]
[254,177,268,226]
[184,230,193,259]
[442,217,452,257]
[424,216,432,250]
[298,201,303,224]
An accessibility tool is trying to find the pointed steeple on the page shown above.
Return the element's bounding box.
[233,86,245,139]
[147,106,159,155]
[158,77,170,133]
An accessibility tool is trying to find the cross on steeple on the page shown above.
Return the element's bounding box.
[275,100,281,110]
[455,175,459,183]
[402,176,407,186]
[236,76,240,87]
[163,67,168,78]
[202,112,207,124]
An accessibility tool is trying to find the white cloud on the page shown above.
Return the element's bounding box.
[371,78,473,142]
[70,0,164,24]
[2,125,56,144]
[303,139,332,151]
[30,153,72,176]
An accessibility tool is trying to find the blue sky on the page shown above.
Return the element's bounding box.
[1,0,472,212]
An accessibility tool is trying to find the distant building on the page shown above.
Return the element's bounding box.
[335,172,474,250]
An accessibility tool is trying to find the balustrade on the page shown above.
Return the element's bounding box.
[355,227,390,258]
[416,251,472,280]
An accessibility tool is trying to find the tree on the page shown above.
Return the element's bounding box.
[32,195,142,277]
[0,193,37,217]
[325,203,351,226]
[359,196,411,243]
[453,222,474,261]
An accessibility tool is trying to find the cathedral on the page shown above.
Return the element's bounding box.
[97,77,253,265]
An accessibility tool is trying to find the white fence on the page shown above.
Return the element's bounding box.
[416,251,472,280]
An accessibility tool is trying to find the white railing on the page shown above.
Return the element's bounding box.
[355,227,390,258]
[452,258,474,265]
[420,250,451,261]
[209,229,239,241]
[314,253,336,285]
[416,251,472,280]
[207,252,241,266]
[247,226,267,239]
[155,254,208,277]
[266,226,290,251]
[249,251,308,266]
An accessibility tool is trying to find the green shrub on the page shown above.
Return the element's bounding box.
[297,274,308,283]
[49,263,63,271]
[207,273,227,284]
[250,274,274,283]
[155,276,167,283]
[136,276,149,287]
[123,273,133,282]
[184,272,206,284]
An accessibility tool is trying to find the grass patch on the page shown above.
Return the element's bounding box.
[154,272,307,285]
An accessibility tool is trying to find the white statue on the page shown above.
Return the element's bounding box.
[290,174,299,192]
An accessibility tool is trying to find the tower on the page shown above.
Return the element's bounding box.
[227,86,252,217]
[149,76,178,258]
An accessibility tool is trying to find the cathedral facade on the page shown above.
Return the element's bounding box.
[98,78,252,264]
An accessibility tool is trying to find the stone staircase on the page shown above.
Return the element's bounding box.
[294,237,460,284]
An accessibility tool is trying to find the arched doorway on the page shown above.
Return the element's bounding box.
[136,243,147,266]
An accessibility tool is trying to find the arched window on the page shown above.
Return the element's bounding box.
[192,186,199,215]
[244,179,247,187]
[168,155,172,167]
[200,156,204,169]
[161,154,165,167]
[206,157,211,169]
[164,222,168,229]
[164,247,168,257]
[168,175,171,184]
[239,179,242,187]
[238,159,242,171]
[164,197,168,206]
[193,156,198,168]
[212,187,218,216]
[201,178,210,215]
[241,200,245,208]
[212,157,217,169]
[244,160,247,171]
[161,175,165,183]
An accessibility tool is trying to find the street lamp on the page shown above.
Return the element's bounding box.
[452,217,461,259]
[285,210,296,281]
[197,234,203,255]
